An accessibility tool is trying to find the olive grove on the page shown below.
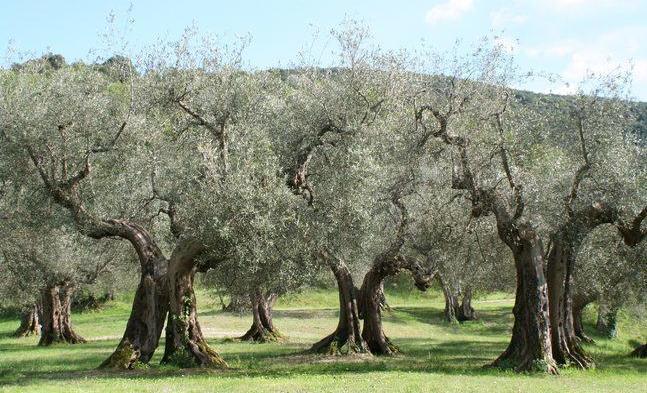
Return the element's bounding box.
[0,24,645,374]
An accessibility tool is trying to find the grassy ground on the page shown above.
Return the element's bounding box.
[0,288,645,392]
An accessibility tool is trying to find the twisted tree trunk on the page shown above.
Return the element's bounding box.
[310,255,367,355]
[458,286,477,321]
[14,303,40,337]
[39,284,86,345]
[162,240,227,368]
[439,275,459,324]
[25,123,171,368]
[240,289,282,343]
[99,221,169,369]
[360,254,433,355]
[490,226,558,374]
[439,276,477,323]
[546,240,592,368]
[545,203,618,368]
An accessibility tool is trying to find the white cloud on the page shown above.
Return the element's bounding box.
[524,39,579,58]
[522,27,647,99]
[544,0,638,11]
[490,8,527,29]
[425,0,474,25]
[548,0,589,7]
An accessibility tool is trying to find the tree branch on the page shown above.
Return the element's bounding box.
[565,112,591,217]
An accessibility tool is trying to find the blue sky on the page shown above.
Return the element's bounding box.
[2,0,646,99]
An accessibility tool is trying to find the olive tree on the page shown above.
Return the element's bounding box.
[0,54,178,368]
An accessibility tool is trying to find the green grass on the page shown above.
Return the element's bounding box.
[0,289,645,392]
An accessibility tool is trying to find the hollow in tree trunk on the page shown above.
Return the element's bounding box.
[546,238,593,369]
[239,289,282,343]
[14,303,40,337]
[310,254,368,355]
[490,226,558,374]
[39,284,86,345]
[162,240,227,368]
[99,221,169,369]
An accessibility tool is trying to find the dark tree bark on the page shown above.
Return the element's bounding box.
[359,188,434,356]
[631,343,647,358]
[360,254,434,355]
[14,303,40,337]
[546,203,617,368]
[438,275,460,324]
[438,273,477,323]
[489,225,557,373]
[438,275,477,323]
[98,221,169,369]
[162,240,227,368]
[546,237,592,368]
[24,148,171,368]
[39,284,86,345]
[239,289,282,343]
[310,252,368,355]
[617,206,647,247]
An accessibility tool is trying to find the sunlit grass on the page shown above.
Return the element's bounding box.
[0,288,644,392]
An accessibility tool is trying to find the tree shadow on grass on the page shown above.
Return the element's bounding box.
[2,306,645,389]
[198,308,338,319]
[385,305,514,338]
[0,336,513,388]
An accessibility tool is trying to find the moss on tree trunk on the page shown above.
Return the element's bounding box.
[161,240,227,368]
[240,289,283,343]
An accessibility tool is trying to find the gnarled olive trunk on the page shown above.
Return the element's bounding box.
[99,221,169,369]
[491,229,557,374]
[360,254,433,356]
[439,275,460,324]
[310,256,367,355]
[439,276,477,323]
[162,240,227,368]
[14,304,40,337]
[459,286,477,321]
[545,203,618,369]
[360,260,399,355]
[240,289,282,343]
[25,146,170,368]
[546,238,592,369]
[39,284,86,345]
